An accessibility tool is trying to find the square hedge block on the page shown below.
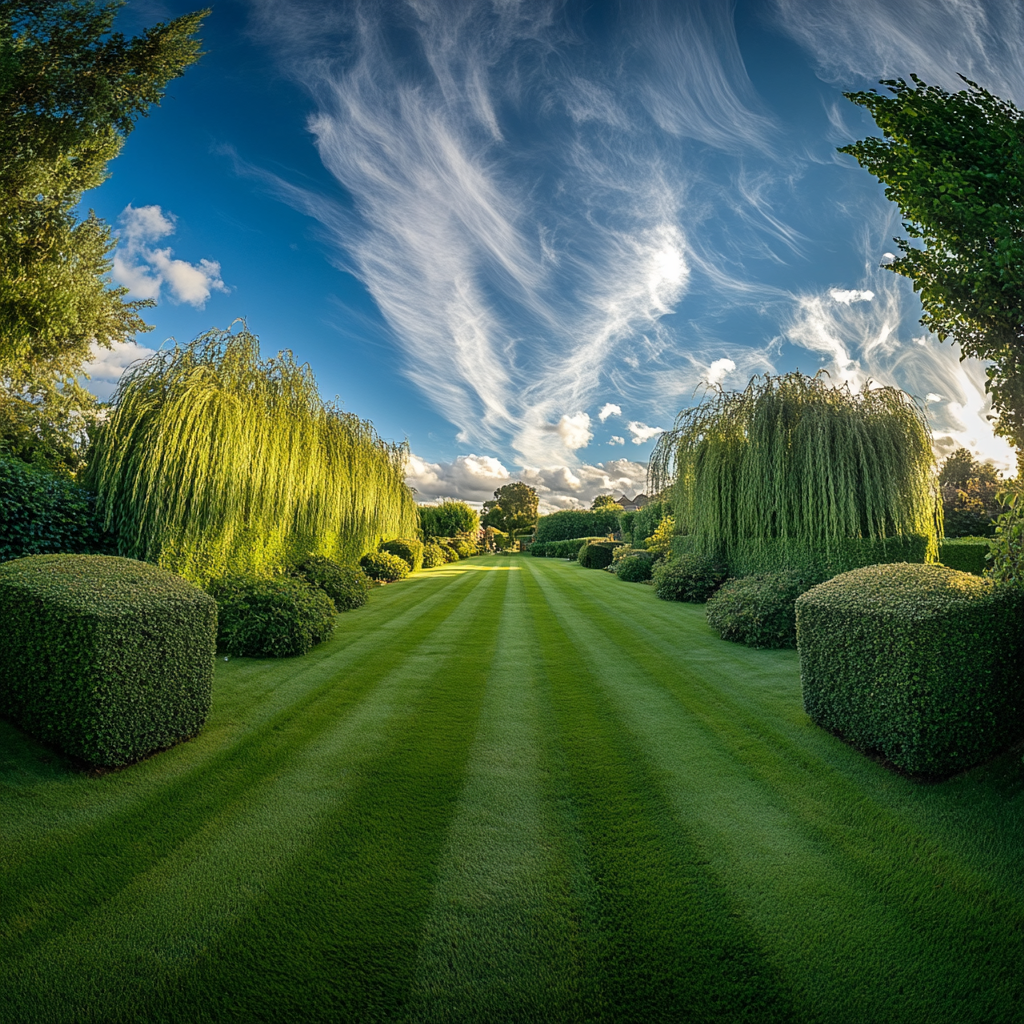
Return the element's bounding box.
[0,554,217,767]
[796,562,1024,778]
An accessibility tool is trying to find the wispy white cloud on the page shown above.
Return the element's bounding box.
[771,0,1024,105]
[112,205,228,308]
[598,402,622,422]
[830,288,874,304]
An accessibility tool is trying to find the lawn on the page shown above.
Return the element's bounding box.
[1,555,1022,1023]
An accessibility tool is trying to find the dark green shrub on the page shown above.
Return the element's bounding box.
[616,553,655,582]
[705,571,816,648]
[360,551,411,582]
[632,500,668,543]
[796,563,1024,777]
[652,553,727,602]
[294,556,370,610]
[0,456,116,563]
[422,542,446,568]
[534,508,621,543]
[210,575,336,658]
[578,540,622,569]
[437,540,460,563]
[0,554,216,767]
[530,542,549,557]
[618,510,637,541]
[938,537,990,576]
[380,537,424,572]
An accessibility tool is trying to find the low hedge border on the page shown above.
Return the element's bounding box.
[938,537,989,576]
[0,555,216,768]
[796,562,1024,778]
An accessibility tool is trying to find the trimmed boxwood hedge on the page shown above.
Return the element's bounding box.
[534,509,621,543]
[938,537,989,576]
[532,537,606,559]
[796,562,1024,778]
[422,542,446,568]
[725,534,929,579]
[361,550,411,581]
[210,575,337,658]
[294,556,371,611]
[578,540,622,569]
[0,554,216,767]
[380,537,424,572]
[705,571,816,649]
[615,552,655,582]
[652,553,726,602]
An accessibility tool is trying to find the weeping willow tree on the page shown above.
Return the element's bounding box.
[649,372,941,571]
[84,326,418,585]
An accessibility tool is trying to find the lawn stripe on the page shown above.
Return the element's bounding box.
[526,557,1024,1021]
[521,559,803,1024]
[407,561,585,1023]
[107,561,512,1024]
[0,565,493,975]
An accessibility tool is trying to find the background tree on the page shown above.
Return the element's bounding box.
[481,481,539,535]
[418,500,479,539]
[0,1,207,466]
[937,446,1002,537]
[649,373,940,571]
[591,493,623,511]
[840,76,1024,466]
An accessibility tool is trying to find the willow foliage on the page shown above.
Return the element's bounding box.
[85,326,417,584]
[649,373,940,568]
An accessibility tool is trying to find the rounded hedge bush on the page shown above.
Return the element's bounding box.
[294,556,371,611]
[651,553,727,602]
[616,553,655,582]
[209,575,336,658]
[578,541,620,569]
[360,550,411,582]
[454,540,477,559]
[438,541,460,563]
[380,537,424,572]
[705,571,815,648]
[422,542,446,568]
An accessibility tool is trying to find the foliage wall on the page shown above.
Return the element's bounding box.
[649,373,940,570]
[84,327,417,585]
[534,508,621,544]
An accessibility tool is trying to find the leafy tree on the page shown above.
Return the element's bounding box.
[418,499,479,538]
[481,482,539,535]
[0,1,207,399]
[938,447,1002,536]
[591,493,623,511]
[840,76,1024,462]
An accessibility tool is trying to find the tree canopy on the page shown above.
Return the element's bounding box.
[0,0,207,393]
[591,494,623,511]
[481,482,539,535]
[418,500,479,539]
[649,373,940,570]
[840,76,1024,461]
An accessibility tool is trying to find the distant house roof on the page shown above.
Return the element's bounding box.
[614,493,650,511]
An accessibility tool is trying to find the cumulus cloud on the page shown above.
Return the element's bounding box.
[549,412,593,450]
[520,458,650,510]
[598,403,622,422]
[830,288,874,305]
[112,205,228,308]
[626,421,665,445]
[706,357,736,385]
[405,452,512,503]
[80,340,160,401]
[608,435,625,445]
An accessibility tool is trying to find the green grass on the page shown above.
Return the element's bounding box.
[1,555,1022,1022]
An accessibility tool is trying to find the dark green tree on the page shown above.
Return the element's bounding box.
[418,499,479,538]
[591,493,623,511]
[840,76,1024,464]
[481,482,539,535]
[0,1,207,446]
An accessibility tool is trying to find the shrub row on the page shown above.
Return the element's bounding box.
[0,456,115,563]
[797,563,1024,777]
[0,555,216,767]
[615,552,655,582]
[361,550,410,583]
[531,536,606,559]
[938,536,989,576]
[380,537,424,572]
[651,554,726,602]
[534,508,621,543]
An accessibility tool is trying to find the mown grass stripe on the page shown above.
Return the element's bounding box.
[0,565,494,970]
[408,562,585,1023]
[521,560,803,1023]
[526,557,1024,1021]
[91,562,513,1024]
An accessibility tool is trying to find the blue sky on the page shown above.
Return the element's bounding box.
[84,0,1023,509]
